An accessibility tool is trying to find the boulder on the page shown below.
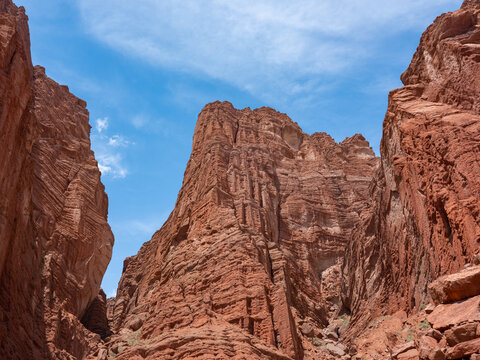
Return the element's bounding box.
[325,343,346,357]
[427,296,480,331]
[418,335,445,360]
[426,329,443,342]
[445,337,480,359]
[444,322,478,346]
[393,341,416,358]
[398,349,420,360]
[429,267,480,305]
[299,323,314,337]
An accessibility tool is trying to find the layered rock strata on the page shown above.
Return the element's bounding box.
[109,104,377,359]
[342,0,480,339]
[2,0,479,358]
[0,0,113,358]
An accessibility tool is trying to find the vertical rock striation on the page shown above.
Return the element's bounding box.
[342,0,480,338]
[2,0,477,358]
[110,103,377,359]
[0,0,113,358]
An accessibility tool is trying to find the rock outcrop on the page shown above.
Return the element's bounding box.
[107,2,480,359]
[349,266,480,359]
[342,0,480,342]
[0,0,113,358]
[2,0,479,358]
[82,289,112,339]
[108,104,377,359]
[428,266,480,305]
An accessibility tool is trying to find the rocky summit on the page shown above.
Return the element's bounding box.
[0,0,480,359]
[108,103,378,359]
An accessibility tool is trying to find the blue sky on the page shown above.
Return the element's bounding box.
[17,0,461,297]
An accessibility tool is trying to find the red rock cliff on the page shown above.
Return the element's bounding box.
[109,104,377,359]
[342,0,480,337]
[0,0,113,358]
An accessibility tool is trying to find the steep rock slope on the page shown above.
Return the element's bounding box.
[342,0,480,337]
[0,1,113,358]
[110,104,377,359]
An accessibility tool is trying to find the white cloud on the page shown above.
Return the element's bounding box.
[76,0,459,101]
[96,152,128,178]
[95,117,109,133]
[108,135,132,147]
[91,117,132,179]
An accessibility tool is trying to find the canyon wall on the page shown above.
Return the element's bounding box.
[109,103,377,359]
[1,0,479,358]
[342,0,480,337]
[0,0,113,358]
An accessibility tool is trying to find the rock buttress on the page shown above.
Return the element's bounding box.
[342,0,480,339]
[0,1,114,358]
[110,103,378,359]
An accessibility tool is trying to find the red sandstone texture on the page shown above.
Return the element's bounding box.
[107,1,480,359]
[1,0,480,359]
[350,266,480,359]
[108,104,377,359]
[342,0,480,345]
[0,0,113,359]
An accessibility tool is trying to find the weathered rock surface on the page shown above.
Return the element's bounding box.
[342,0,480,339]
[0,0,113,358]
[109,103,377,359]
[82,289,112,339]
[444,322,479,346]
[427,296,480,331]
[350,266,480,360]
[418,335,444,360]
[2,0,479,358]
[445,337,480,359]
[429,266,480,305]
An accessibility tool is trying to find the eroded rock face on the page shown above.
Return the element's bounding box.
[429,266,480,305]
[342,0,480,338]
[110,104,377,359]
[82,289,112,339]
[0,1,113,358]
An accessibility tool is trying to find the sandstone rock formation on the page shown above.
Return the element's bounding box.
[429,266,480,305]
[342,0,480,342]
[349,266,480,359]
[82,289,112,339]
[108,104,377,359]
[107,2,480,358]
[0,0,113,358]
[2,0,480,358]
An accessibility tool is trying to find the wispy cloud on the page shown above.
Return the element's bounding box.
[131,114,148,129]
[91,118,132,179]
[95,117,109,133]
[96,152,128,178]
[108,135,132,147]
[76,0,459,102]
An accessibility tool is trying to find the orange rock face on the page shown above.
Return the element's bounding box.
[2,0,479,358]
[109,104,377,359]
[342,0,480,338]
[0,1,113,359]
[429,266,480,305]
